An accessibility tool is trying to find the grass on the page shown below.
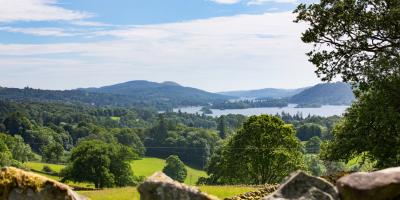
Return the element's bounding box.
[79,187,140,200]
[79,185,258,200]
[24,161,95,188]
[25,159,255,199]
[25,157,206,187]
[25,161,65,172]
[110,116,121,121]
[131,157,207,185]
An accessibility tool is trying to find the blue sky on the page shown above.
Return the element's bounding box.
[0,0,321,92]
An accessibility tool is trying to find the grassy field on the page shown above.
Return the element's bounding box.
[24,162,95,188]
[79,185,258,200]
[25,159,255,199]
[25,157,206,186]
[131,157,207,185]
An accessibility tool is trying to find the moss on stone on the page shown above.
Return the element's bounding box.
[0,167,72,199]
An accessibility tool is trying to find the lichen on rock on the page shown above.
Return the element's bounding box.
[138,172,219,200]
[0,167,85,200]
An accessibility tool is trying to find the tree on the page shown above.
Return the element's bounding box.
[3,112,32,135]
[0,140,13,167]
[304,154,327,176]
[217,116,228,139]
[294,0,400,90]
[113,128,145,157]
[297,123,322,141]
[206,115,305,184]
[61,140,137,188]
[42,142,64,163]
[320,78,400,168]
[162,155,187,183]
[305,136,322,154]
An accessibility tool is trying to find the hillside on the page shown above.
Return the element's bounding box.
[0,81,230,110]
[290,82,355,105]
[219,88,306,99]
[80,80,229,107]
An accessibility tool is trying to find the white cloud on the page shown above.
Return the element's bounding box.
[0,26,78,36]
[0,0,91,23]
[247,0,297,5]
[209,0,241,4]
[0,12,317,91]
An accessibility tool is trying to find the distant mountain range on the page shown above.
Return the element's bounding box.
[0,81,355,110]
[79,80,228,106]
[219,82,355,106]
[0,81,228,110]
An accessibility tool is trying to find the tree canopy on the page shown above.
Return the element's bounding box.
[295,0,400,89]
[162,155,187,183]
[321,78,400,168]
[205,115,305,184]
[61,140,138,188]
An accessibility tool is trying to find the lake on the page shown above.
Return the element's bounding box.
[173,104,349,117]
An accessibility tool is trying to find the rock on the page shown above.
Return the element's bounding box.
[224,184,279,200]
[0,167,85,200]
[262,171,339,200]
[336,167,400,200]
[138,171,219,200]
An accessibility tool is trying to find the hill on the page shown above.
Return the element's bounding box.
[80,80,229,107]
[219,88,306,99]
[0,81,230,110]
[290,82,355,105]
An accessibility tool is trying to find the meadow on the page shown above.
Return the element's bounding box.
[78,185,258,200]
[25,157,256,199]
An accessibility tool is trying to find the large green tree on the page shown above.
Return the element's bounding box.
[61,140,137,188]
[162,155,187,183]
[321,78,400,168]
[295,0,400,90]
[206,115,304,184]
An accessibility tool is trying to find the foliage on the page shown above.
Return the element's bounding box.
[211,99,288,109]
[304,154,326,176]
[294,0,400,90]
[205,115,305,184]
[296,123,322,141]
[145,114,220,168]
[112,128,145,157]
[305,136,321,154]
[162,155,188,182]
[0,133,32,167]
[321,78,400,168]
[42,142,64,163]
[217,116,228,139]
[61,140,138,188]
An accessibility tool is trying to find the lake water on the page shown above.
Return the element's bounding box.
[173,104,349,117]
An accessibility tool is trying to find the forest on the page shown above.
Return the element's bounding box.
[0,0,399,195]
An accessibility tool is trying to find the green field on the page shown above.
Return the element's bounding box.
[25,157,207,186]
[79,185,257,200]
[131,157,207,185]
[25,158,256,199]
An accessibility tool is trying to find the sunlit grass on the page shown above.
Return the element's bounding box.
[131,157,207,185]
[78,185,258,200]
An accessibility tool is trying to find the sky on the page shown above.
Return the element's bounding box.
[0,0,321,92]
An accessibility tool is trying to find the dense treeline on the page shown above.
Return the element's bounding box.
[0,99,343,186]
[211,99,288,109]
